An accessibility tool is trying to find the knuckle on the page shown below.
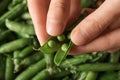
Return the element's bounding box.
[80,16,105,40]
[55,1,67,13]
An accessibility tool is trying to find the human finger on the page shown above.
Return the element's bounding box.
[46,0,71,36]
[71,0,120,45]
[70,28,120,55]
[28,0,50,45]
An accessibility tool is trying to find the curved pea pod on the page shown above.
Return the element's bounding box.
[54,41,73,66]
[5,56,14,80]
[0,38,32,53]
[15,59,46,80]
[18,46,34,59]
[32,69,50,80]
[6,19,35,35]
[39,37,61,54]
[0,3,26,27]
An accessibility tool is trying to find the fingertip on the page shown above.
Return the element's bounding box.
[46,20,64,36]
[71,28,86,46]
[71,30,80,45]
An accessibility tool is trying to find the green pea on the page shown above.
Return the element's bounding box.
[67,33,71,40]
[47,40,56,48]
[57,34,66,42]
[61,43,68,52]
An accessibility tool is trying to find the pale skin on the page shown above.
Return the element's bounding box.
[28,0,120,54]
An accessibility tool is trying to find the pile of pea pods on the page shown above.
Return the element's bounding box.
[0,0,120,80]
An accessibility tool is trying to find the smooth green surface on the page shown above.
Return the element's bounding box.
[0,38,31,53]
[54,41,73,66]
[15,59,46,80]
[78,63,120,71]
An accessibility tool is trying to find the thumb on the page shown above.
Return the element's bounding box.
[71,0,120,45]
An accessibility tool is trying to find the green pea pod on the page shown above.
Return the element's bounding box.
[19,52,44,68]
[32,69,50,80]
[39,37,61,54]
[60,54,92,68]
[5,56,14,80]
[0,3,26,27]
[78,63,120,71]
[54,41,73,66]
[53,70,70,78]
[18,46,34,59]
[15,59,46,80]
[85,71,98,80]
[0,0,12,15]
[0,54,6,80]
[6,19,35,35]
[12,0,23,5]
[0,38,31,53]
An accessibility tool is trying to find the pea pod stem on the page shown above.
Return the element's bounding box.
[78,63,120,71]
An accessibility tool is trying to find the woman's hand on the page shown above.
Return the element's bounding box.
[28,0,120,54]
[28,0,81,45]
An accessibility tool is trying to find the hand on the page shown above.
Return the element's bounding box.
[28,0,81,45]
[28,0,120,54]
[70,0,120,54]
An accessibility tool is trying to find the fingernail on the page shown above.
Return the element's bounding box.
[47,19,64,36]
[71,28,86,46]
